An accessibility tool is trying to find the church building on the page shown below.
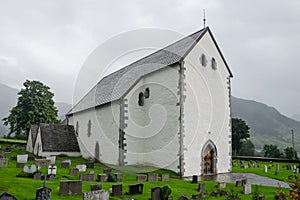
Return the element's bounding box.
[66,27,233,176]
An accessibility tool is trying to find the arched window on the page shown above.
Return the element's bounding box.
[75,121,79,137]
[144,88,150,98]
[138,92,144,106]
[87,120,92,137]
[211,57,217,70]
[200,54,207,67]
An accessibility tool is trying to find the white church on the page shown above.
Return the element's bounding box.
[66,27,233,177]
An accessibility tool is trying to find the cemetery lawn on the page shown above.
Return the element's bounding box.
[0,145,291,199]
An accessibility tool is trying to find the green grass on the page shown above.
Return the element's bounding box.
[0,144,291,199]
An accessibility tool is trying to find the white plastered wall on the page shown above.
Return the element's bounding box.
[124,65,180,172]
[183,32,231,176]
[26,131,33,153]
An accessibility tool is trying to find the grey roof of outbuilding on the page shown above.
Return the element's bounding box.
[39,124,80,152]
[30,124,39,148]
[67,27,232,115]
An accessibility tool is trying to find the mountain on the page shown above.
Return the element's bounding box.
[291,114,300,122]
[231,96,300,152]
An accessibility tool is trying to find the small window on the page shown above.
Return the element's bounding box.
[200,54,207,67]
[75,121,79,137]
[144,88,150,98]
[87,120,92,137]
[211,57,217,70]
[138,92,144,106]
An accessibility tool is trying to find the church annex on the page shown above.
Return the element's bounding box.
[66,27,233,176]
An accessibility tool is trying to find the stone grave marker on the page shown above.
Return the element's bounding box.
[275,164,279,175]
[148,173,158,182]
[296,168,299,174]
[4,146,12,152]
[137,174,147,182]
[0,150,4,158]
[112,184,122,196]
[115,173,124,182]
[86,162,94,169]
[264,165,268,173]
[76,164,87,172]
[236,180,243,187]
[128,184,143,195]
[28,156,35,161]
[83,190,109,200]
[218,182,226,189]
[23,164,37,173]
[48,166,57,175]
[35,159,51,168]
[179,194,189,200]
[0,158,8,167]
[80,174,95,182]
[47,174,56,181]
[243,184,251,195]
[97,174,108,182]
[45,156,56,165]
[10,156,17,161]
[287,164,292,170]
[17,154,28,163]
[33,171,42,180]
[258,195,265,200]
[198,184,205,193]
[61,160,71,168]
[70,168,79,175]
[16,163,24,168]
[91,184,102,191]
[59,180,82,196]
[0,192,18,200]
[151,187,162,200]
[35,176,52,200]
[103,168,112,174]
[162,174,169,181]
[191,175,198,184]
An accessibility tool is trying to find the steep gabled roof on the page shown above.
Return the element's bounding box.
[39,124,80,152]
[68,27,232,115]
[29,124,39,148]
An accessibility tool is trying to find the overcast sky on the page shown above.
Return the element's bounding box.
[0,0,299,117]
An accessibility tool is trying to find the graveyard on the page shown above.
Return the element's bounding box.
[0,143,297,199]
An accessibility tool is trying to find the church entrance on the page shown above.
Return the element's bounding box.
[202,140,217,175]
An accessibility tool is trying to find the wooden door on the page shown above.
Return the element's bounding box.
[204,149,213,174]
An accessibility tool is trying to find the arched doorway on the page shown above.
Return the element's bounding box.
[201,140,217,175]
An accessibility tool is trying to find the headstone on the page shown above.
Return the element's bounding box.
[128,184,143,195]
[236,180,243,187]
[61,160,71,168]
[296,168,299,174]
[148,173,158,182]
[103,168,112,174]
[137,174,147,182]
[151,187,162,200]
[112,184,122,196]
[115,173,124,182]
[23,164,37,173]
[0,192,18,200]
[258,195,265,200]
[275,164,279,175]
[0,158,8,167]
[28,156,35,161]
[36,186,51,200]
[59,180,82,196]
[191,175,198,184]
[83,190,109,200]
[0,150,4,158]
[198,184,205,193]
[17,154,28,163]
[218,182,226,189]
[47,166,57,175]
[192,193,205,199]
[86,162,94,169]
[179,194,189,200]
[80,174,95,182]
[4,146,12,152]
[162,174,169,181]
[294,165,297,170]
[97,174,108,182]
[76,164,87,172]
[264,165,268,173]
[46,156,56,165]
[10,156,17,161]
[243,184,251,195]
[16,163,24,168]
[47,174,56,181]
[108,173,117,182]
[33,172,42,180]
[70,168,79,175]
[91,184,102,191]
[287,164,292,170]
[35,159,51,168]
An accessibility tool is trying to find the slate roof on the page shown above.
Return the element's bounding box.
[39,124,80,152]
[30,124,39,148]
[68,27,232,114]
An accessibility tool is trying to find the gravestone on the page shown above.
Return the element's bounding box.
[16,163,24,168]
[91,184,102,191]
[243,184,251,195]
[151,187,162,200]
[112,184,122,196]
[35,159,51,168]
[10,156,17,161]
[191,175,198,184]
[0,150,4,158]
[86,162,94,169]
[36,177,52,200]
[128,184,143,195]
[275,164,279,176]
[264,165,268,173]
[23,164,37,173]
[0,192,18,200]
[192,193,205,199]
[46,156,56,165]
[218,182,226,189]
[148,173,158,182]
[17,154,28,163]
[69,168,79,175]
[83,190,109,200]
[80,174,95,182]
[179,194,189,200]
[161,174,169,181]
[28,156,35,161]
[61,160,71,168]
[108,173,117,182]
[59,180,82,196]
[0,158,8,167]
[103,168,112,174]
[258,195,265,200]
[137,174,147,182]
[287,164,292,170]
[47,166,57,175]
[296,168,299,174]
[97,174,108,182]
[198,184,205,193]
[33,172,42,180]
[236,180,243,187]
[76,164,87,172]
[47,174,56,181]
[115,173,124,182]
[4,146,12,152]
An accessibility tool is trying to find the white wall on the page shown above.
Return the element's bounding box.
[33,130,42,156]
[183,31,232,176]
[124,65,180,172]
[68,102,120,165]
[26,131,33,153]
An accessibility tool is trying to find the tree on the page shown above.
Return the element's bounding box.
[3,80,60,139]
[232,118,250,156]
[263,144,283,158]
[284,147,298,160]
[238,140,255,156]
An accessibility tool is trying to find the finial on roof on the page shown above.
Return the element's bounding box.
[203,9,206,28]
